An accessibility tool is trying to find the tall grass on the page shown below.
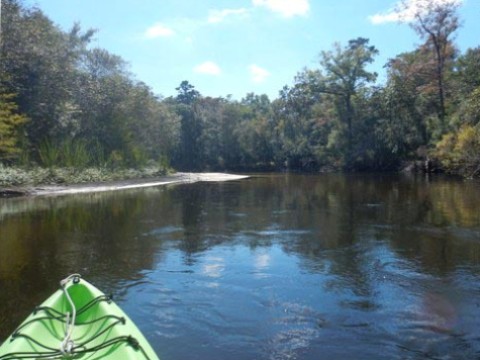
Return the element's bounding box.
[89,140,107,167]
[61,139,90,168]
[2,138,172,186]
[38,140,60,168]
[39,139,100,168]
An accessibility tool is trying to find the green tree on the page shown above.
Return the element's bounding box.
[121,82,180,165]
[384,50,431,147]
[316,38,379,167]
[273,75,322,169]
[454,47,480,94]
[175,80,200,105]
[172,81,204,170]
[237,94,274,169]
[73,48,134,163]
[451,47,480,126]
[1,0,94,151]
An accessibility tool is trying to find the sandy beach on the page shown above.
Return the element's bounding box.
[1,172,249,197]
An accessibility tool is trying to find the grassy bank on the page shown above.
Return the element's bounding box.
[0,165,170,187]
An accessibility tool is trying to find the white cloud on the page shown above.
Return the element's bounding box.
[194,61,222,76]
[144,8,249,42]
[252,0,309,18]
[249,64,270,83]
[369,12,402,25]
[208,8,249,24]
[369,0,463,25]
[144,23,175,38]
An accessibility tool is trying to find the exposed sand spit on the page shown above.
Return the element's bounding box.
[2,172,249,197]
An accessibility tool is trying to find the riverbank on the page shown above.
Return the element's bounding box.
[0,171,249,197]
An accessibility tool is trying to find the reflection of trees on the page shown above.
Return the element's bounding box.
[326,176,479,275]
[256,173,480,302]
[1,191,162,279]
[220,174,480,295]
[375,176,480,275]
[0,189,166,339]
[166,174,479,280]
[270,174,369,296]
[178,184,207,263]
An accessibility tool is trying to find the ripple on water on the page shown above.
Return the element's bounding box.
[265,327,321,360]
[146,225,184,236]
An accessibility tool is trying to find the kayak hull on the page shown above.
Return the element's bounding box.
[0,276,159,359]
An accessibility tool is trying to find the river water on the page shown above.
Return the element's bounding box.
[1,173,480,359]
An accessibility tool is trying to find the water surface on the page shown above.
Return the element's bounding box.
[1,173,480,359]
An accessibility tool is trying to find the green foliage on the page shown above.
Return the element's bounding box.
[385,51,431,145]
[172,87,205,170]
[105,152,121,169]
[89,140,107,167]
[463,87,480,125]
[40,139,106,169]
[1,0,95,148]
[125,146,149,168]
[317,38,379,168]
[433,125,480,177]
[454,47,480,94]
[176,81,200,105]
[0,92,28,162]
[450,86,480,128]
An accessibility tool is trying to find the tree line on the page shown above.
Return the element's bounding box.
[1,0,479,176]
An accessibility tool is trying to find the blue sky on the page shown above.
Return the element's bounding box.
[25,0,479,100]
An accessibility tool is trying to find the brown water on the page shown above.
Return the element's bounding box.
[1,173,480,359]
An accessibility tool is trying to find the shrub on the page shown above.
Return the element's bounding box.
[433,125,480,177]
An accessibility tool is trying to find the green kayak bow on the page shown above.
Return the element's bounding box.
[0,274,159,359]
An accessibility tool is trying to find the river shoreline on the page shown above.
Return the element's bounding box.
[0,172,249,198]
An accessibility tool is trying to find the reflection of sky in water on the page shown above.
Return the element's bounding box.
[129,243,331,359]
[253,251,271,279]
[202,256,225,279]
[254,252,271,270]
[122,237,480,360]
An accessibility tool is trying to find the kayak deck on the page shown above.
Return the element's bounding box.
[0,275,159,359]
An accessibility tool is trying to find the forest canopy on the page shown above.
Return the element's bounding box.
[1,0,479,177]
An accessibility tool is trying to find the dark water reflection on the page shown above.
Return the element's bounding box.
[1,173,480,359]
